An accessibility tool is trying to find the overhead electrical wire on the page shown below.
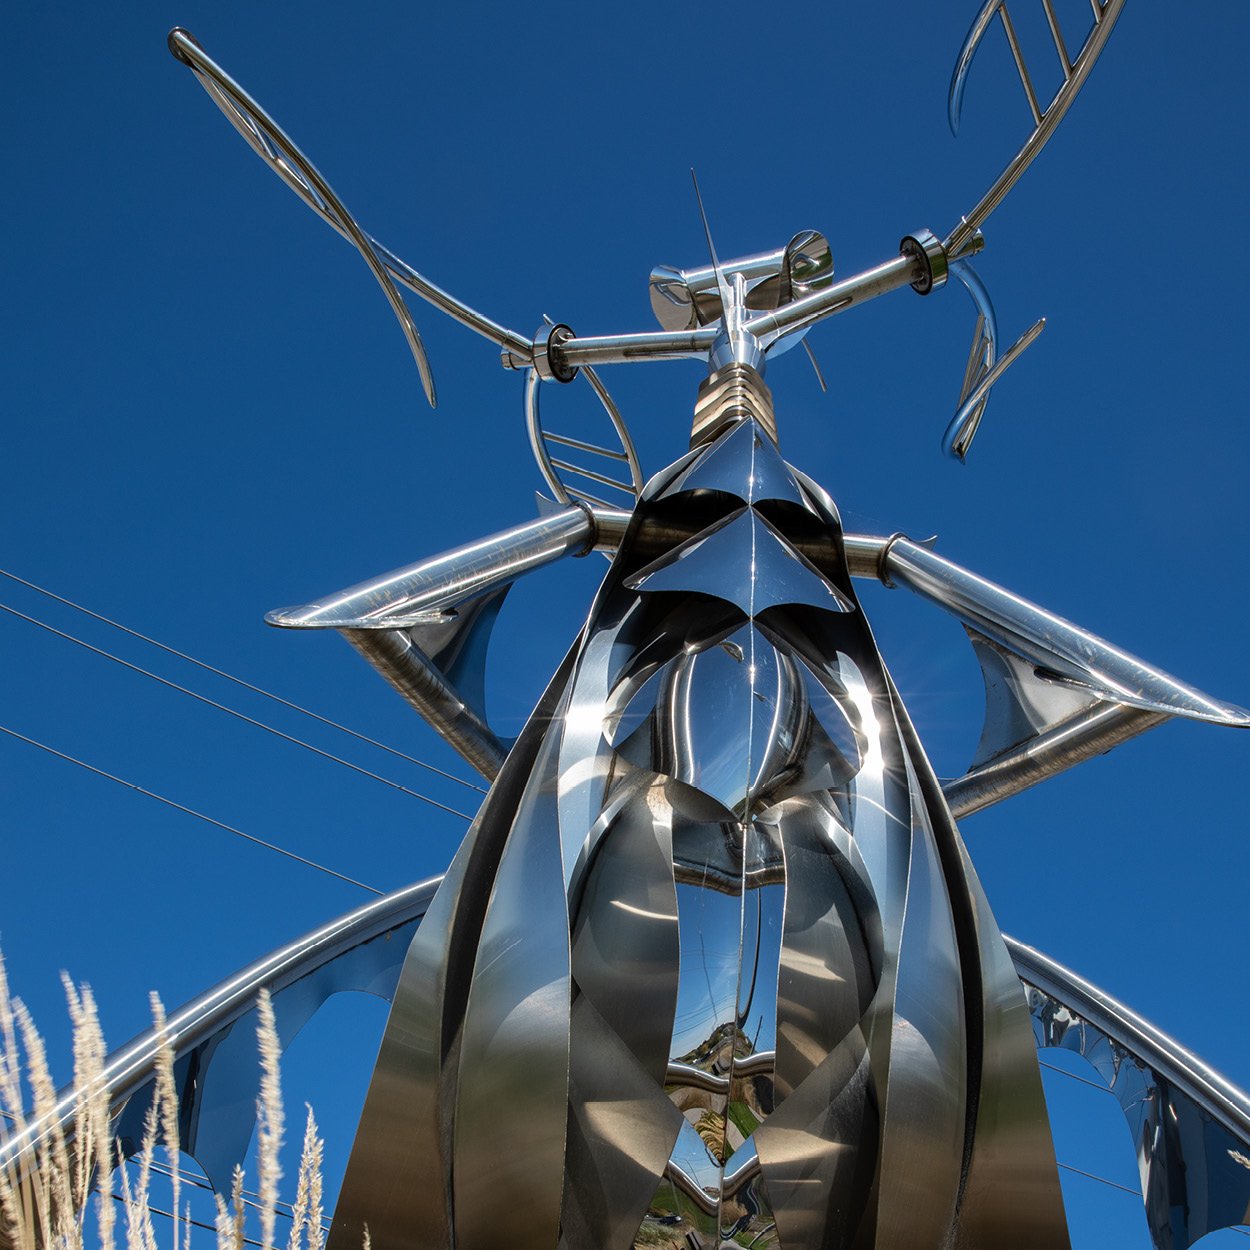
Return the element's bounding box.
[0,600,475,822]
[143,1158,330,1232]
[0,567,486,794]
[0,722,383,895]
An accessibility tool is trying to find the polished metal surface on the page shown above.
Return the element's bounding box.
[334,392,1073,1248]
[1008,936,1250,1250]
[944,257,1045,460]
[648,230,833,340]
[944,0,1127,260]
[267,507,609,777]
[879,535,1250,726]
[525,365,645,509]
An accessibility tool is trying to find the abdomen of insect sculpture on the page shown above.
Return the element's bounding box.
[333,363,1072,1250]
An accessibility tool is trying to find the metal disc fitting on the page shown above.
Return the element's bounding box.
[900,229,949,295]
[532,322,579,383]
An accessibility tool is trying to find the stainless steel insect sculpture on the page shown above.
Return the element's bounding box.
[4,5,1248,1250]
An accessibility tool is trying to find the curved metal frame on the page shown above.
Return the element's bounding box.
[0,877,440,1199]
[945,0,1127,259]
[524,369,645,509]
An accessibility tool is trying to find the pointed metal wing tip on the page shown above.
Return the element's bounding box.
[947,0,1000,136]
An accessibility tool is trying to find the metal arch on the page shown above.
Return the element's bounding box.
[1005,935,1250,1249]
[0,877,440,1203]
[524,367,645,510]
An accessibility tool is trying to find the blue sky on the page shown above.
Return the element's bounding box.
[3,2,1249,1245]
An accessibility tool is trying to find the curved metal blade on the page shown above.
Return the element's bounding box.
[942,259,1043,460]
[945,0,1126,260]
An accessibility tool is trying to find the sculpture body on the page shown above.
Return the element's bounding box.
[332,372,1069,1249]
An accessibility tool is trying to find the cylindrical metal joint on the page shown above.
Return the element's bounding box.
[900,230,949,295]
[532,323,579,383]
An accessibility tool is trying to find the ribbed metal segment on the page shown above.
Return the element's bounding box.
[691,363,777,448]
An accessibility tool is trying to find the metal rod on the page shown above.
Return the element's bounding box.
[0,878,441,1178]
[879,536,1249,725]
[266,507,600,628]
[742,253,925,341]
[1005,936,1250,1146]
[542,431,630,461]
[547,457,634,494]
[1041,0,1073,74]
[945,0,1125,259]
[566,486,616,509]
[999,5,1044,126]
[943,703,1166,817]
[342,627,507,779]
[547,328,717,370]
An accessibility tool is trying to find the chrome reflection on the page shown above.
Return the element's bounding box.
[329,382,1070,1249]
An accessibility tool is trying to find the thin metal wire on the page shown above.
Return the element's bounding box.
[1056,1161,1142,1197]
[0,601,474,822]
[109,1191,267,1248]
[541,431,630,461]
[0,567,486,795]
[1038,1057,1119,1096]
[0,722,383,895]
[144,1158,330,1231]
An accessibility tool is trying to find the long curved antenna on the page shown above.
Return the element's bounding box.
[167,30,533,398]
[944,0,1126,260]
[167,29,436,406]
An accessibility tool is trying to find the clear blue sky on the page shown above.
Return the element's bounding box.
[3,2,1249,1245]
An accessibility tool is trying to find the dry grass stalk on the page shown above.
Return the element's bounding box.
[253,992,282,1250]
[284,1110,322,1250]
[147,998,178,1250]
[0,961,341,1250]
[65,980,112,1250]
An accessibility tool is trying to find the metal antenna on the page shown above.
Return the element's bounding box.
[690,169,734,319]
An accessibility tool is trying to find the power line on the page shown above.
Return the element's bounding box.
[1056,1160,1141,1197]
[0,600,474,823]
[0,722,383,895]
[144,1158,329,1232]
[0,567,486,795]
[109,1192,268,1249]
[1038,1057,1121,1096]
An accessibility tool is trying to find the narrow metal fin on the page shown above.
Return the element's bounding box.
[944,259,1043,460]
[802,337,829,393]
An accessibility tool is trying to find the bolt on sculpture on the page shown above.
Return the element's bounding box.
[4,4,1249,1250]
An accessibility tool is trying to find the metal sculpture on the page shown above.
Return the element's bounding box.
[4,5,1247,1250]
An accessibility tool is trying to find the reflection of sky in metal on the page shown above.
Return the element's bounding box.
[736,877,783,1057]
[670,881,744,1060]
